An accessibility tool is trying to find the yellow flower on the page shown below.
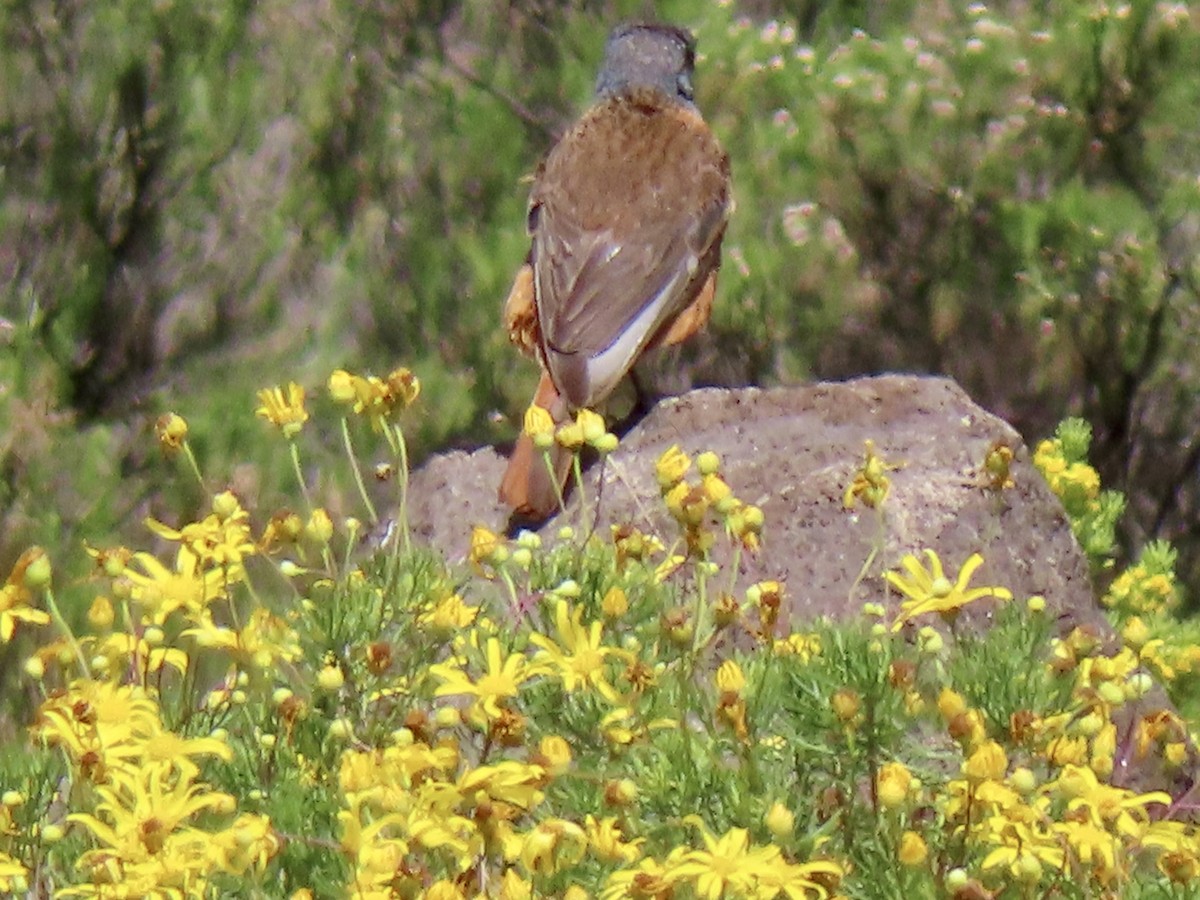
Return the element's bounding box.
[0,549,52,642]
[702,473,733,507]
[876,761,913,809]
[255,382,309,438]
[963,740,1008,784]
[338,803,411,893]
[672,821,760,898]
[154,412,188,455]
[981,440,1015,491]
[87,595,115,630]
[328,367,420,431]
[469,526,507,573]
[429,636,539,720]
[776,631,821,661]
[303,508,334,545]
[1050,764,1169,835]
[764,802,794,839]
[517,818,587,876]
[898,830,928,866]
[655,444,691,489]
[67,761,235,868]
[604,778,639,807]
[575,408,607,446]
[529,600,620,694]
[210,816,279,878]
[458,760,547,811]
[522,404,556,449]
[843,439,895,509]
[611,525,664,569]
[716,660,752,740]
[979,818,1064,883]
[145,492,256,570]
[600,849,687,900]
[183,607,302,670]
[888,550,1012,630]
[0,851,27,894]
[386,367,420,407]
[831,688,861,726]
[715,660,746,695]
[498,869,534,900]
[418,592,479,635]
[318,659,345,692]
[328,369,355,402]
[672,817,845,900]
[937,687,967,721]
[601,586,628,620]
[585,815,644,864]
[35,682,218,788]
[753,853,846,899]
[536,735,572,776]
[88,632,189,679]
[121,548,234,625]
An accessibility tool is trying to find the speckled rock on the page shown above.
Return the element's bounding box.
[402,376,1198,797]
[408,375,1097,631]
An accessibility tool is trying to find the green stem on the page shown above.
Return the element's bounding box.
[391,424,411,553]
[289,441,314,512]
[181,440,206,491]
[341,418,379,526]
[570,453,586,521]
[44,588,91,679]
[691,553,710,657]
[848,505,887,606]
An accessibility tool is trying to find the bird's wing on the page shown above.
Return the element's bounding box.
[530,95,730,409]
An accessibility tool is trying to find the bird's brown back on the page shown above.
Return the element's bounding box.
[530,86,730,408]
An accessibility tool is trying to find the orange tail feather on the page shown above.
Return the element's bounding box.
[499,373,573,520]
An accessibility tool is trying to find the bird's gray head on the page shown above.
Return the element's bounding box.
[595,23,697,105]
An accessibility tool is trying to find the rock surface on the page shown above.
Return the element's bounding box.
[404,374,1194,796]
[408,375,1097,631]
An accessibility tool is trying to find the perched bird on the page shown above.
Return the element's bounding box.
[499,22,731,519]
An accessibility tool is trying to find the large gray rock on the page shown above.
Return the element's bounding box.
[403,375,1194,797]
[408,375,1096,630]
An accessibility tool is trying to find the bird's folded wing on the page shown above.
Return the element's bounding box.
[532,159,729,407]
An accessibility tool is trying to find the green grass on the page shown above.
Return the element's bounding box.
[1,386,1198,897]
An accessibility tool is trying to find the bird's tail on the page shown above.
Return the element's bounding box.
[499,372,573,520]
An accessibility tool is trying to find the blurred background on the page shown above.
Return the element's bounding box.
[2,0,1199,603]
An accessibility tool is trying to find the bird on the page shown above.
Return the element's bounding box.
[499,21,731,520]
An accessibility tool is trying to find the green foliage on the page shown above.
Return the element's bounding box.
[948,600,1068,737]
[3,0,1200,600]
[1,379,1199,896]
[1034,417,1126,567]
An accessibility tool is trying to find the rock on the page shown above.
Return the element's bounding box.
[403,374,1194,797]
[408,375,1096,630]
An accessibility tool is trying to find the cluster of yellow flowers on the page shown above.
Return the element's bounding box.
[1031,420,1126,562]
[830,609,1200,894]
[842,439,896,510]
[1104,555,1179,617]
[522,406,619,457]
[7,484,303,895]
[925,643,1200,893]
[32,680,277,897]
[655,446,764,555]
[1032,437,1101,514]
[4,369,1200,897]
[329,368,421,433]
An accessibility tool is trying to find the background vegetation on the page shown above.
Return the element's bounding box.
[3,0,1200,598]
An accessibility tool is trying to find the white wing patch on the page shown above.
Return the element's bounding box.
[567,264,689,407]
